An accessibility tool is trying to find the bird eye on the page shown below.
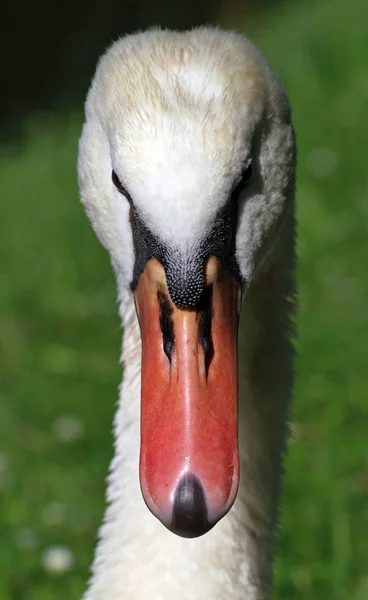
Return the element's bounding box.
[112,170,130,199]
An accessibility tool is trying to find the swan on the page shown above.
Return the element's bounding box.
[78,26,296,600]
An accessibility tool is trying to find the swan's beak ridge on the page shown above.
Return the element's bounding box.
[134,257,240,538]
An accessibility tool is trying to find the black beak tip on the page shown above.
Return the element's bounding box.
[170,474,212,538]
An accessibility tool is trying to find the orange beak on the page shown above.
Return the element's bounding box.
[134,256,240,538]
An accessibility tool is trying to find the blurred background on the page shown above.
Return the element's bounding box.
[1,0,367,598]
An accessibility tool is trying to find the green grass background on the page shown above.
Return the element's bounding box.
[1,0,367,597]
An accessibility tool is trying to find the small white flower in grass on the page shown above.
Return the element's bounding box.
[52,415,84,442]
[42,545,75,574]
[289,422,301,444]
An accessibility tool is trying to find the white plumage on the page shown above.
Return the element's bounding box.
[78,26,296,600]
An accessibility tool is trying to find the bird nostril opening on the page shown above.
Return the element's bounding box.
[198,285,214,373]
[157,291,175,363]
[163,336,173,361]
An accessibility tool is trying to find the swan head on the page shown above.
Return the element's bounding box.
[78,27,295,538]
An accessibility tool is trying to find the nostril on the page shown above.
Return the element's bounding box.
[171,474,211,538]
[198,285,213,371]
[163,335,173,361]
[157,291,175,363]
[200,327,211,359]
